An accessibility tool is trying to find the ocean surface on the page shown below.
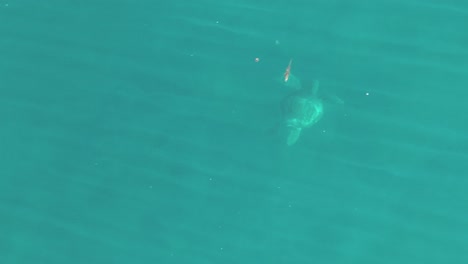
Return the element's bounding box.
[1,0,467,263]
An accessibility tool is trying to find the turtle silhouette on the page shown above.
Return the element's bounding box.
[281,80,324,146]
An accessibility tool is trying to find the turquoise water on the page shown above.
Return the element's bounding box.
[1,0,468,263]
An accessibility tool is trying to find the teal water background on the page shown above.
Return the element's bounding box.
[1,0,468,263]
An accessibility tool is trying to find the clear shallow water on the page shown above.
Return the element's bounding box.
[1,0,467,263]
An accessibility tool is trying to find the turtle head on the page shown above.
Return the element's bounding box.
[300,79,319,97]
[311,80,320,95]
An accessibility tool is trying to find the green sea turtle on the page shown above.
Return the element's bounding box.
[281,80,324,146]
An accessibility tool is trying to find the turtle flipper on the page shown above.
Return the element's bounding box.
[286,127,302,146]
[324,94,344,105]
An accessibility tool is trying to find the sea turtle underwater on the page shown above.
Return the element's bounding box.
[281,80,324,146]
